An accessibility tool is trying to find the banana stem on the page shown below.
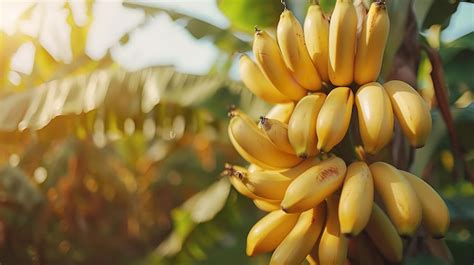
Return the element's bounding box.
[423,45,473,183]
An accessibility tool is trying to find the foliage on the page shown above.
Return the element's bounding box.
[0,1,473,265]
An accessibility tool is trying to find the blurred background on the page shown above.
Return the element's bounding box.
[0,0,473,264]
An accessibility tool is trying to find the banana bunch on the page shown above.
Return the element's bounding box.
[226,1,447,264]
[223,158,449,264]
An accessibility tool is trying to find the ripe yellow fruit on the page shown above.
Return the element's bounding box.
[319,195,348,265]
[246,210,300,256]
[265,102,295,124]
[253,199,281,212]
[355,82,394,154]
[288,93,326,157]
[277,9,322,91]
[281,156,346,213]
[270,203,326,265]
[259,117,295,154]
[228,111,302,169]
[253,29,307,101]
[280,155,322,179]
[354,1,390,84]
[316,87,354,152]
[304,3,329,82]
[384,80,432,147]
[328,0,357,86]
[238,170,292,200]
[224,164,261,200]
[400,170,450,238]
[239,54,291,104]
[339,162,374,236]
[365,204,403,263]
[370,162,422,236]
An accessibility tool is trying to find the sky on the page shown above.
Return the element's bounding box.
[1,0,473,83]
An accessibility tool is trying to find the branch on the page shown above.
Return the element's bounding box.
[423,46,474,183]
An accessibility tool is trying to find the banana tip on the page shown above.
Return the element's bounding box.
[298,153,308,159]
[220,163,233,177]
[342,232,357,238]
[227,105,237,118]
[400,233,415,239]
[375,0,387,8]
[258,116,267,127]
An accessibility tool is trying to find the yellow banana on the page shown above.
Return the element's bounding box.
[328,0,357,86]
[224,164,271,201]
[248,156,324,192]
[316,87,354,152]
[266,102,295,124]
[355,82,394,154]
[369,162,422,236]
[384,80,432,147]
[277,9,322,91]
[281,155,322,179]
[253,29,307,100]
[253,198,281,212]
[400,170,450,238]
[347,233,385,265]
[288,93,326,157]
[365,204,403,263]
[304,4,329,82]
[281,156,346,213]
[239,54,291,103]
[259,117,295,154]
[354,1,390,84]
[246,210,300,256]
[228,111,302,169]
[223,164,257,199]
[235,157,325,207]
[339,162,374,236]
[270,203,326,265]
[237,170,292,200]
[319,195,348,265]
